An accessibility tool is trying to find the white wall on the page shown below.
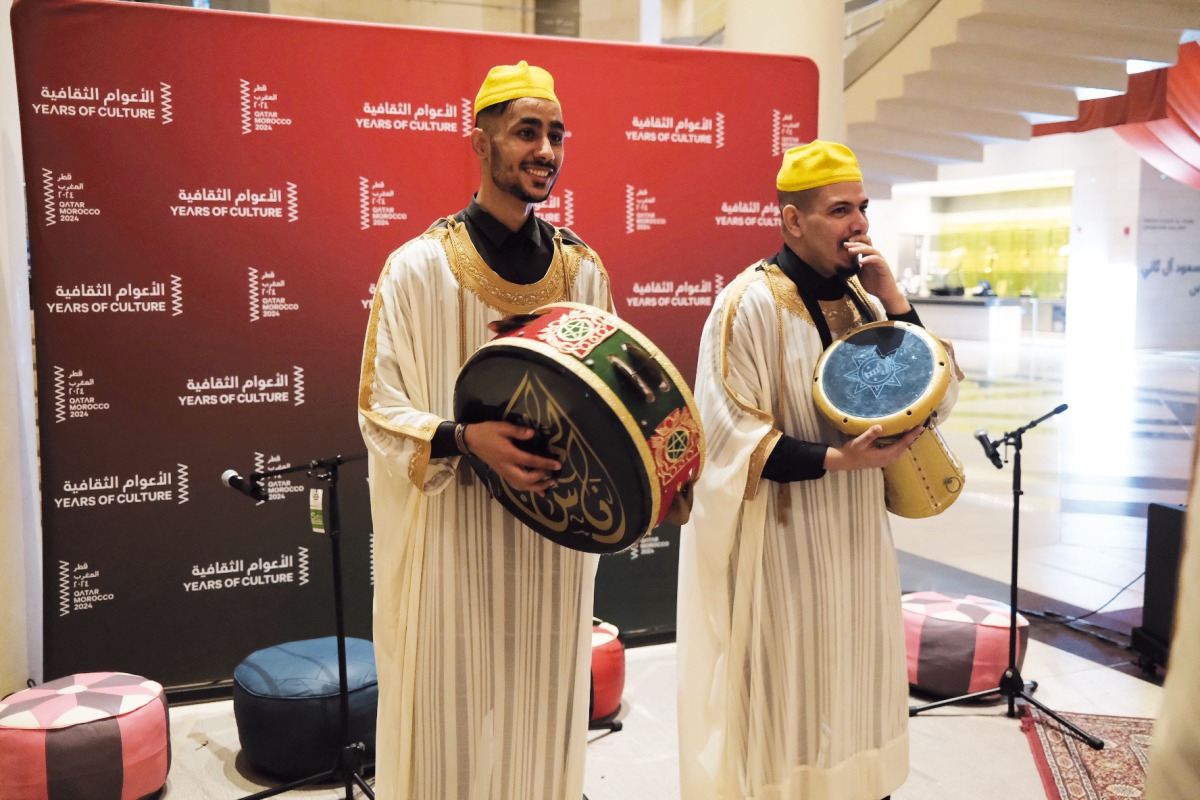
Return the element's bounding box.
[1,11,43,694]
[1057,131,1142,353]
[1133,159,1200,350]
[724,0,845,140]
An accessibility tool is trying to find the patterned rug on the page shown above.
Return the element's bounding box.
[1021,706,1154,799]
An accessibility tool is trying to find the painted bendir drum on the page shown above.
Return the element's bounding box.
[812,320,965,518]
[454,302,704,554]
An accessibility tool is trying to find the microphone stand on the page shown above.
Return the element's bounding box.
[227,452,375,799]
[909,404,1104,750]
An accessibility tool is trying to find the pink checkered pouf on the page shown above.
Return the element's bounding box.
[0,672,170,800]
[902,591,1030,698]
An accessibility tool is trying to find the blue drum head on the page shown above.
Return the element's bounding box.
[820,325,936,425]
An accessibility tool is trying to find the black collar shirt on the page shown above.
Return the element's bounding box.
[456,198,556,285]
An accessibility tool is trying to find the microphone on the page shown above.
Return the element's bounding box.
[974,430,1003,469]
[221,469,266,501]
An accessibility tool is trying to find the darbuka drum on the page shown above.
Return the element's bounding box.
[453,302,704,554]
[812,320,964,518]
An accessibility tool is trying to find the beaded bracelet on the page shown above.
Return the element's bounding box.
[454,422,472,456]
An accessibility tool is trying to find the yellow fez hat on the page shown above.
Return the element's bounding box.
[776,140,863,192]
[474,60,559,116]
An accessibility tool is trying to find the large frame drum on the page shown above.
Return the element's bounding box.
[454,302,704,554]
[813,320,964,518]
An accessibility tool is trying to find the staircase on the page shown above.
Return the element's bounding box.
[843,0,1200,198]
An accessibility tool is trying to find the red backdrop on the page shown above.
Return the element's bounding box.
[13,0,817,688]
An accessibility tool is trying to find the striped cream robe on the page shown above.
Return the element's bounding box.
[1145,432,1200,800]
[677,262,957,800]
[358,217,613,800]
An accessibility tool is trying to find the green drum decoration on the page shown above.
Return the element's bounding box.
[454,302,704,554]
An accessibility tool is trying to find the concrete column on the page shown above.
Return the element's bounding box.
[641,0,662,44]
[724,0,843,140]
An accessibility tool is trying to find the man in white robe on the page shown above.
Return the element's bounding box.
[358,61,612,800]
[677,141,959,800]
[1146,431,1200,800]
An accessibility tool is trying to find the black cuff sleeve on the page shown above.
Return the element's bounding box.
[761,434,828,482]
[889,306,922,326]
[430,420,459,460]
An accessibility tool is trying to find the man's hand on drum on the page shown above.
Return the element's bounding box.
[824,423,923,472]
[462,421,561,496]
[663,473,697,526]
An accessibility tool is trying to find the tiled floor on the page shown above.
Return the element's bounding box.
[166,334,1199,799]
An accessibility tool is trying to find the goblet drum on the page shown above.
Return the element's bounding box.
[812,320,964,518]
[454,302,704,553]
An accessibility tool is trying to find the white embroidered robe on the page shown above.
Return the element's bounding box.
[676,263,958,800]
[358,218,613,800]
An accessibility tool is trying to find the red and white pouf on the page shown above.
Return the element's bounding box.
[0,672,170,800]
[590,620,625,725]
[902,591,1030,698]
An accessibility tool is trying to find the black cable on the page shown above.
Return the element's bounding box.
[1019,570,1145,637]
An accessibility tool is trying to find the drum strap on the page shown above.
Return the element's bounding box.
[840,277,880,327]
[798,287,835,350]
[792,280,879,351]
[767,255,878,350]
